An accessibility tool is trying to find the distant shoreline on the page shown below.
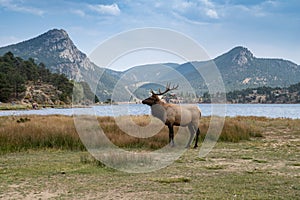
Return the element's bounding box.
[1,101,300,111]
[0,102,117,111]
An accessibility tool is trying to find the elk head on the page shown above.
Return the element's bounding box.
[142,83,178,106]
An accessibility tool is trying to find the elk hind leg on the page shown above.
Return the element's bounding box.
[186,124,196,148]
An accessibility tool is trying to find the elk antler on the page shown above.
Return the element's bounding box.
[151,83,179,95]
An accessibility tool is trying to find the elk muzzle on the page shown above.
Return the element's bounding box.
[142,98,152,106]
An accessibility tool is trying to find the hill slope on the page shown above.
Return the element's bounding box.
[0,52,73,104]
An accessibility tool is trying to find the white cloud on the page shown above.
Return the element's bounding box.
[88,3,120,16]
[0,0,44,16]
[199,0,214,8]
[171,11,211,25]
[199,0,219,19]
[220,0,280,18]
[206,9,218,19]
[171,0,220,21]
[173,0,194,10]
[71,9,86,18]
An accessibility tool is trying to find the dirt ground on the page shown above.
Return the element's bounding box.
[0,118,299,199]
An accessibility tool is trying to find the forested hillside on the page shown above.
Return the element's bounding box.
[0,52,73,104]
[224,83,300,103]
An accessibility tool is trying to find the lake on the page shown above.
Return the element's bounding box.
[1,104,300,119]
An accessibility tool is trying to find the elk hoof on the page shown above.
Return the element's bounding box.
[193,145,198,149]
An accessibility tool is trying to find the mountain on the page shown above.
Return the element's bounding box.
[123,46,300,96]
[0,29,94,80]
[1,29,299,101]
[0,29,121,101]
[213,46,300,90]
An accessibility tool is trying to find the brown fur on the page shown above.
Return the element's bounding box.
[142,91,201,148]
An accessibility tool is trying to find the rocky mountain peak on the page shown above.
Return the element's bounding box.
[0,28,95,81]
[231,46,254,66]
[214,46,255,69]
[39,29,72,50]
[42,29,68,39]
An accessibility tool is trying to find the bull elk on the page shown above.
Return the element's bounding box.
[142,83,201,148]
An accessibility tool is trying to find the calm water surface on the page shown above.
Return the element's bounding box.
[1,104,300,119]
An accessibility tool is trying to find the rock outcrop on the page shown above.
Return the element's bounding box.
[22,82,68,106]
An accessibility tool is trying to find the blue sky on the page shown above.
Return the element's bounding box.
[0,0,299,68]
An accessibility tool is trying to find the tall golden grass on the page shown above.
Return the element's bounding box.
[0,115,263,153]
[0,115,84,153]
[199,116,263,142]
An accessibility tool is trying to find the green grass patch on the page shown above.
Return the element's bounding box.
[253,159,268,163]
[0,104,30,110]
[241,156,253,160]
[151,176,191,184]
[195,157,206,162]
[80,154,106,168]
[204,165,225,170]
[288,163,300,166]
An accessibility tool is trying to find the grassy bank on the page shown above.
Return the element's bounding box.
[0,103,75,110]
[0,104,30,110]
[0,115,263,153]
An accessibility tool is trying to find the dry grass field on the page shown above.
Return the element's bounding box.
[0,115,299,199]
[0,115,262,153]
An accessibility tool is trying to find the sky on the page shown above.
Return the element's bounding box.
[0,0,299,70]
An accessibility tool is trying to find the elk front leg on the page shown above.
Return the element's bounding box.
[168,124,175,147]
[194,127,200,149]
